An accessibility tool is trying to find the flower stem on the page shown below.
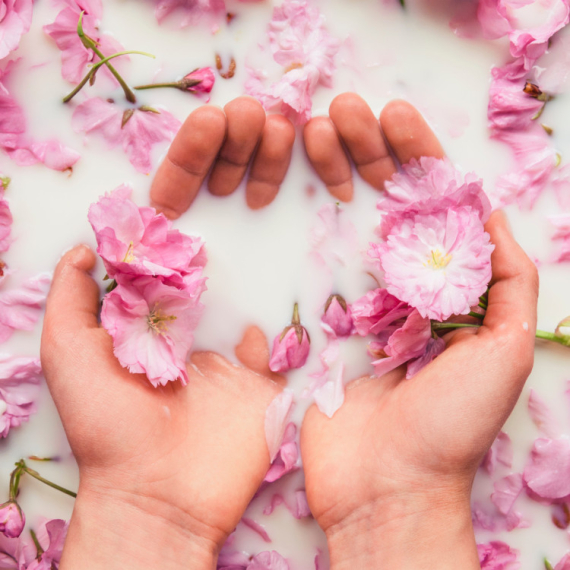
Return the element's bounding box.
[15,460,77,498]
[76,12,137,103]
[30,529,44,557]
[468,311,484,320]
[134,82,181,90]
[535,329,570,346]
[432,323,481,331]
[63,50,155,103]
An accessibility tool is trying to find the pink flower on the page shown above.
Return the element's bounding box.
[369,309,433,378]
[72,98,181,174]
[269,304,310,373]
[378,157,491,239]
[248,551,290,570]
[44,0,125,84]
[0,274,51,345]
[477,541,520,570]
[322,295,353,338]
[245,0,340,124]
[0,189,12,253]
[0,355,42,438]
[0,63,79,171]
[488,60,543,132]
[101,275,205,387]
[481,431,513,476]
[523,437,570,500]
[88,186,206,281]
[0,502,24,538]
[264,422,298,483]
[0,0,32,59]
[350,288,412,336]
[154,0,225,27]
[181,67,215,93]
[26,519,67,570]
[374,207,493,321]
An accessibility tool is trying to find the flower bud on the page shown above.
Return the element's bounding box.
[0,501,25,538]
[322,294,353,338]
[180,67,215,94]
[269,303,310,373]
[555,316,570,345]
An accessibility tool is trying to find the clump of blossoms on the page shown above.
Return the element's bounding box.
[245,0,340,124]
[89,186,207,387]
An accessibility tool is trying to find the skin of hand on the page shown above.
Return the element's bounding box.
[301,94,539,569]
[40,96,292,570]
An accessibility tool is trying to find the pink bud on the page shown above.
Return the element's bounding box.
[181,67,215,94]
[0,501,25,538]
[322,294,353,338]
[269,304,310,373]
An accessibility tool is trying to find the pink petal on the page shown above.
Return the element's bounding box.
[524,437,570,500]
[264,391,294,462]
[528,389,560,438]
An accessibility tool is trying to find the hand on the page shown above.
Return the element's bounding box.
[300,94,539,569]
[40,97,293,570]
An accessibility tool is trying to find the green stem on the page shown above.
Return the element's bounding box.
[77,12,137,103]
[536,329,570,347]
[8,467,21,500]
[30,529,43,557]
[134,82,181,90]
[432,323,482,331]
[17,461,77,498]
[469,311,484,320]
[63,50,154,103]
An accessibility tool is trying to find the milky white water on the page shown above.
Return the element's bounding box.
[1,0,570,566]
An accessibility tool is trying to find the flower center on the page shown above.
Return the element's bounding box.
[284,62,304,73]
[122,242,136,263]
[426,249,452,269]
[147,306,177,335]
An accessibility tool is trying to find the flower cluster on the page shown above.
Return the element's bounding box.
[245,0,340,124]
[89,186,207,387]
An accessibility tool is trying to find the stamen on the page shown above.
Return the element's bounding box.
[147,306,177,334]
[425,249,452,269]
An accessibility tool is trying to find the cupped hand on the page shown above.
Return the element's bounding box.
[40,97,294,570]
[300,94,539,569]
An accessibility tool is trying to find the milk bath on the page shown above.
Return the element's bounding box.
[1,0,570,566]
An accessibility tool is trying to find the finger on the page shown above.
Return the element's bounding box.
[235,325,286,385]
[380,99,445,165]
[150,106,227,219]
[329,93,397,191]
[246,115,295,210]
[208,97,266,197]
[42,245,100,340]
[303,116,353,202]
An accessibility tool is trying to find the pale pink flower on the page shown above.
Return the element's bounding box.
[154,0,225,27]
[378,157,491,238]
[265,422,298,483]
[0,274,51,344]
[0,0,32,59]
[350,288,412,336]
[0,189,12,253]
[0,502,24,538]
[523,437,570,500]
[25,519,67,570]
[481,431,513,476]
[488,60,543,132]
[491,473,528,530]
[0,355,42,438]
[248,551,289,570]
[181,67,215,93]
[322,295,353,338]
[72,98,181,174]
[269,305,310,373]
[101,275,205,387]
[477,541,520,570]
[44,0,125,84]
[245,0,340,124]
[374,207,494,321]
[89,186,206,281]
[265,391,294,462]
[528,389,560,438]
[0,64,79,171]
[369,309,433,378]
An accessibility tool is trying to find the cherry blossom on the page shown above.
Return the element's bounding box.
[245,0,340,124]
[321,295,353,338]
[0,0,32,60]
[269,305,310,373]
[0,502,24,538]
[72,98,180,174]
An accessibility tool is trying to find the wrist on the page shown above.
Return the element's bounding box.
[325,490,479,570]
[61,482,220,570]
